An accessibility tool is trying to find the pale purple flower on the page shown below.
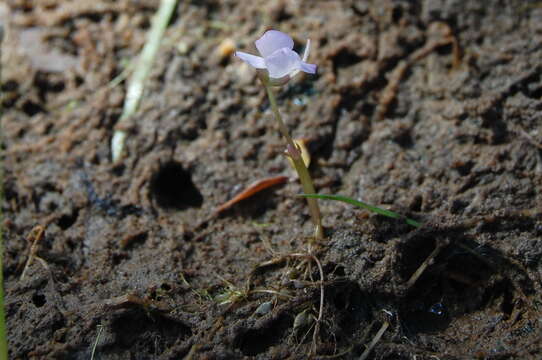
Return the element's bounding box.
[235,30,317,81]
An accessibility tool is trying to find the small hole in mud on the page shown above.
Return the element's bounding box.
[160,283,172,291]
[449,199,468,214]
[111,310,192,355]
[524,85,542,99]
[397,236,437,280]
[332,48,362,71]
[111,163,125,177]
[392,6,403,22]
[333,265,346,277]
[111,252,128,266]
[57,209,78,230]
[392,128,413,148]
[236,315,291,356]
[34,72,65,95]
[452,160,474,176]
[75,75,84,87]
[32,293,46,307]
[22,100,45,116]
[360,103,375,117]
[2,80,18,92]
[150,161,203,209]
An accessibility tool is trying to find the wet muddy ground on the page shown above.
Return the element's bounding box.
[2,0,542,359]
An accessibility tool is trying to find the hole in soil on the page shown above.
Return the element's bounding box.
[392,6,403,22]
[111,309,192,355]
[328,282,373,343]
[332,48,363,71]
[22,100,46,116]
[150,161,203,209]
[360,102,375,117]
[160,283,172,291]
[524,85,542,99]
[401,303,451,334]
[51,316,65,332]
[57,209,79,230]
[392,127,414,148]
[236,314,291,356]
[2,80,18,92]
[396,235,437,281]
[111,163,125,177]
[449,199,468,214]
[75,75,84,87]
[452,160,474,176]
[34,72,65,96]
[333,265,346,277]
[32,293,46,307]
[111,251,129,266]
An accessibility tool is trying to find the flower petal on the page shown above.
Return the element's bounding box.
[255,30,294,57]
[300,62,317,74]
[235,51,266,69]
[264,48,300,79]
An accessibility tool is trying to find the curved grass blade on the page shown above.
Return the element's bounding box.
[300,194,422,228]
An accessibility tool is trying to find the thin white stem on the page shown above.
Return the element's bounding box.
[111,0,177,162]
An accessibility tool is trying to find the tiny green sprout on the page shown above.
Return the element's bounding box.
[300,194,422,228]
[214,276,249,306]
[215,288,247,306]
[235,30,323,243]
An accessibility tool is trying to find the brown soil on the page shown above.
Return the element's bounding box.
[2,0,542,359]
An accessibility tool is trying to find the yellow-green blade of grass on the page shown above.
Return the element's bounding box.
[300,194,422,228]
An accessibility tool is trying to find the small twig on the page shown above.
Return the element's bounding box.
[359,321,389,360]
[90,324,104,360]
[183,344,201,360]
[20,225,47,280]
[246,251,326,354]
[406,239,448,288]
[111,0,178,162]
[250,289,293,299]
[288,253,325,354]
[514,125,542,150]
[101,293,169,312]
[107,59,135,89]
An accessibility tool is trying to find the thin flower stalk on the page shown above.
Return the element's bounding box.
[236,30,324,242]
[260,74,323,241]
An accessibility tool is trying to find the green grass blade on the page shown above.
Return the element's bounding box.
[300,194,422,228]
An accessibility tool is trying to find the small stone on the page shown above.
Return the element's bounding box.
[177,41,190,55]
[254,301,273,316]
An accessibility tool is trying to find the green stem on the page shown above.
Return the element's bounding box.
[260,75,324,241]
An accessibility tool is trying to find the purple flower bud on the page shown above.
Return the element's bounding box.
[235,30,317,81]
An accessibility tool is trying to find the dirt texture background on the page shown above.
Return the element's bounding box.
[2,0,542,359]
